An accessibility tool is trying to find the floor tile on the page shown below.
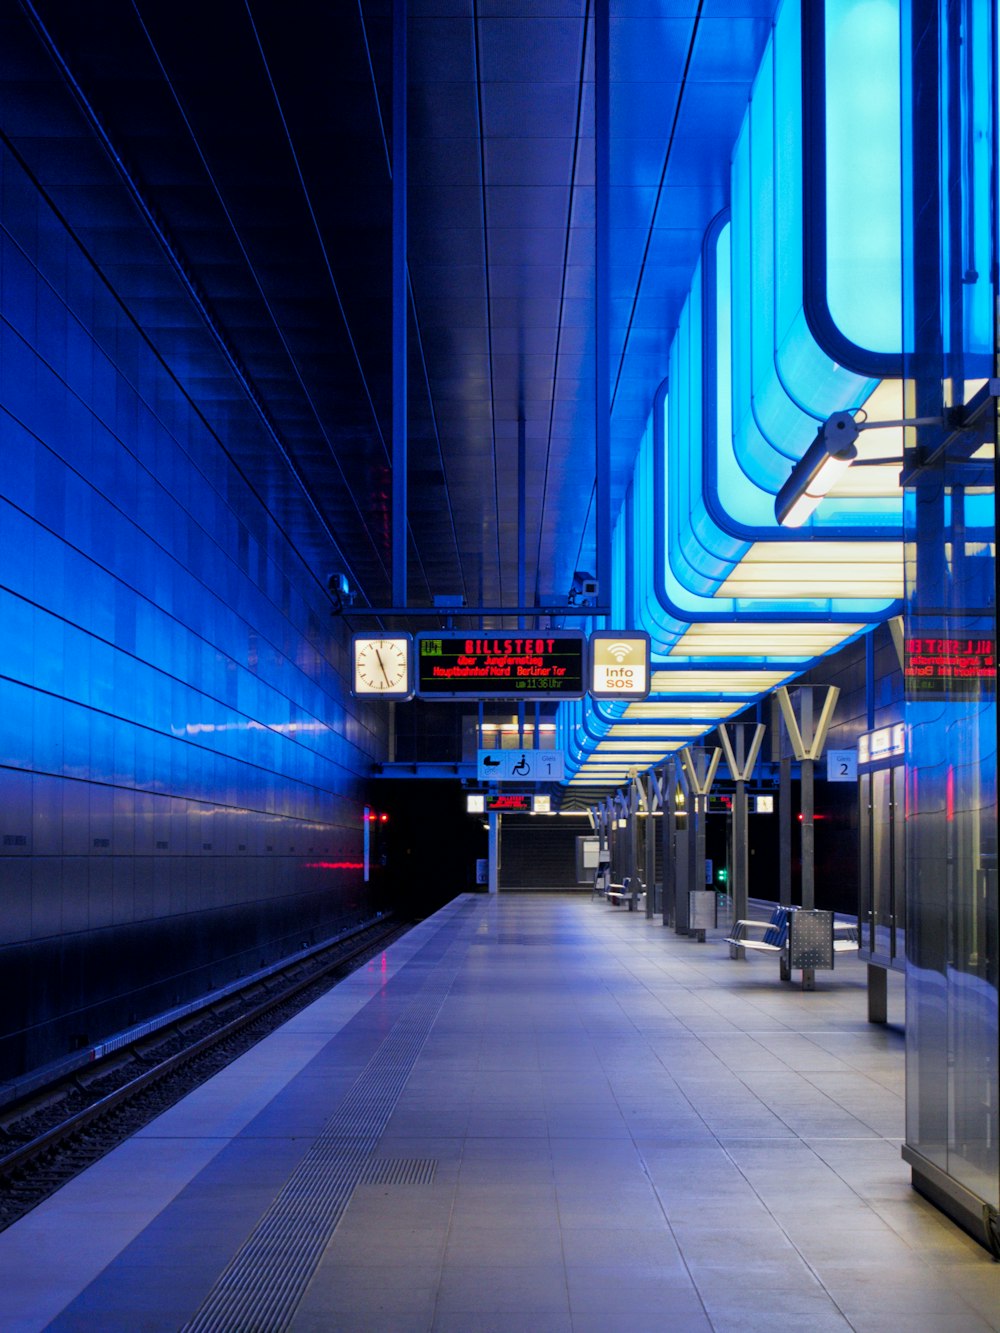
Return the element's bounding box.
[1,894,996,1333]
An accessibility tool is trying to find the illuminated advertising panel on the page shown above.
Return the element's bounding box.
[416,633,586,699]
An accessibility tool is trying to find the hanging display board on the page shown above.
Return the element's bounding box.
[416,632,586,699]
[485,792,533,812]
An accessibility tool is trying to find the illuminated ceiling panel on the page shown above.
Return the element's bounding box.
[826,462,903,498]
[646,670,794,694]
[669,624,864,657]
[595,738,701,752]
[570,768,635,778]
[593,746,683,758]
[715,541,903,599]
[615,704,739,722]
[605,721,726,736]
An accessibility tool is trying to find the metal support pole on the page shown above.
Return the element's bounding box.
[774,684,840,988]
[800,754,815,910]
[629,780,639,898]
[662,763,676,928]
[800,755,815,989]
[518,416,526,747]
[594,0,611,608]
[717,723,765,958]
[645,774,657,919]
[392,0,408,607]
[677,773,693,938]
[779,755,792,906]
[678,746,722,939]
[488,811,499,895]
[692,793,708,941]
[732,779,747,957]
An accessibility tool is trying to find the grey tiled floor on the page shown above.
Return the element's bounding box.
[1,892,997,1332]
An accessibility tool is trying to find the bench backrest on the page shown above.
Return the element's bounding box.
[761,906,791,948]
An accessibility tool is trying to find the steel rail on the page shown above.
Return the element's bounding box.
[0,921,406,1190]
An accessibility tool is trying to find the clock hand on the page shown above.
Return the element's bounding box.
[375,648,391,686]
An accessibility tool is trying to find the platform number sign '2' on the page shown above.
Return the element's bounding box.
[826,750,857,783]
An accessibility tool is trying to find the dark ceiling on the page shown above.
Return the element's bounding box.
[0,0,776,621]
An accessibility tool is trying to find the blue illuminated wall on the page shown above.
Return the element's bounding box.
[0,140,387,1084]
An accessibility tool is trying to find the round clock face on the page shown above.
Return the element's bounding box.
[353,636,410,696]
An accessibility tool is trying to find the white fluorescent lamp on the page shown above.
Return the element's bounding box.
[775,411,859,526]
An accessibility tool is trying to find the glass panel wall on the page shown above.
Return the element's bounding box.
[901,0,999,1250]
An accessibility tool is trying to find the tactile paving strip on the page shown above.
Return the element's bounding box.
[182,906,475,1332]
[359,1157,437,1187]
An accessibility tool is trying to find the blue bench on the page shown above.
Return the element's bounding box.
[726,905,858,978]
[606,876,644,911]
[725,904,793,955]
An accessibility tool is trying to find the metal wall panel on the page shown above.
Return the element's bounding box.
[0,134,387,1083]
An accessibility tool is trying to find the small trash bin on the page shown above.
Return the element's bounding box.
[688,889,717,941]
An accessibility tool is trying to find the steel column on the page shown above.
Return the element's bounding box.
[392,0,408,606]
[718,724,766,960]
[594,0,611,608]
[488,811,499,895]
[779,754,792,906]
[645,773,658,918]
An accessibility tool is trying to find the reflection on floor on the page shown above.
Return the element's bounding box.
[1,892,997,1333]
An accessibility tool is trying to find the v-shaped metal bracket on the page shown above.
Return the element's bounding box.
[717,723,766,782]
[679,745,722,797]
[775,686,840,761]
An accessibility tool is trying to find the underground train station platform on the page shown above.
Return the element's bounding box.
[1,893,997,1333]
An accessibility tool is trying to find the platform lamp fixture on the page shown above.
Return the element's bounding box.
[774,412,859,526]
[774,396,975,527]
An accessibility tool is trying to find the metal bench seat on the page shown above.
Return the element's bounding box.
[725,905,792,953]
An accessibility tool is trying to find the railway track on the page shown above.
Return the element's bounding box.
[0,916,410,1231]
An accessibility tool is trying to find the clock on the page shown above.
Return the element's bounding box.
[351,633,412,699]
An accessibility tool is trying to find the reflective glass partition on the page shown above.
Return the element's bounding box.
[903,442,999,1243]
[900,0,999,1253]
[858,724,906,969]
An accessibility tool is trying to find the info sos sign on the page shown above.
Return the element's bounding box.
[589,632,651,700]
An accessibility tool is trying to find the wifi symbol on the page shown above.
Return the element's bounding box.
[608,641,634,663]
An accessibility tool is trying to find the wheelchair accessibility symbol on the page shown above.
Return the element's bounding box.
[476,750,566,781]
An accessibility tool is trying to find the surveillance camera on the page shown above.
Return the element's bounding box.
[327,572,355,611]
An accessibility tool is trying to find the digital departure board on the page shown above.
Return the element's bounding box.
[485,792,533,812]
[416,633,586,699]
[903,635,996,698]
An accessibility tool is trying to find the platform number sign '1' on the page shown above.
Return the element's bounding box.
[589,631,651,700]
